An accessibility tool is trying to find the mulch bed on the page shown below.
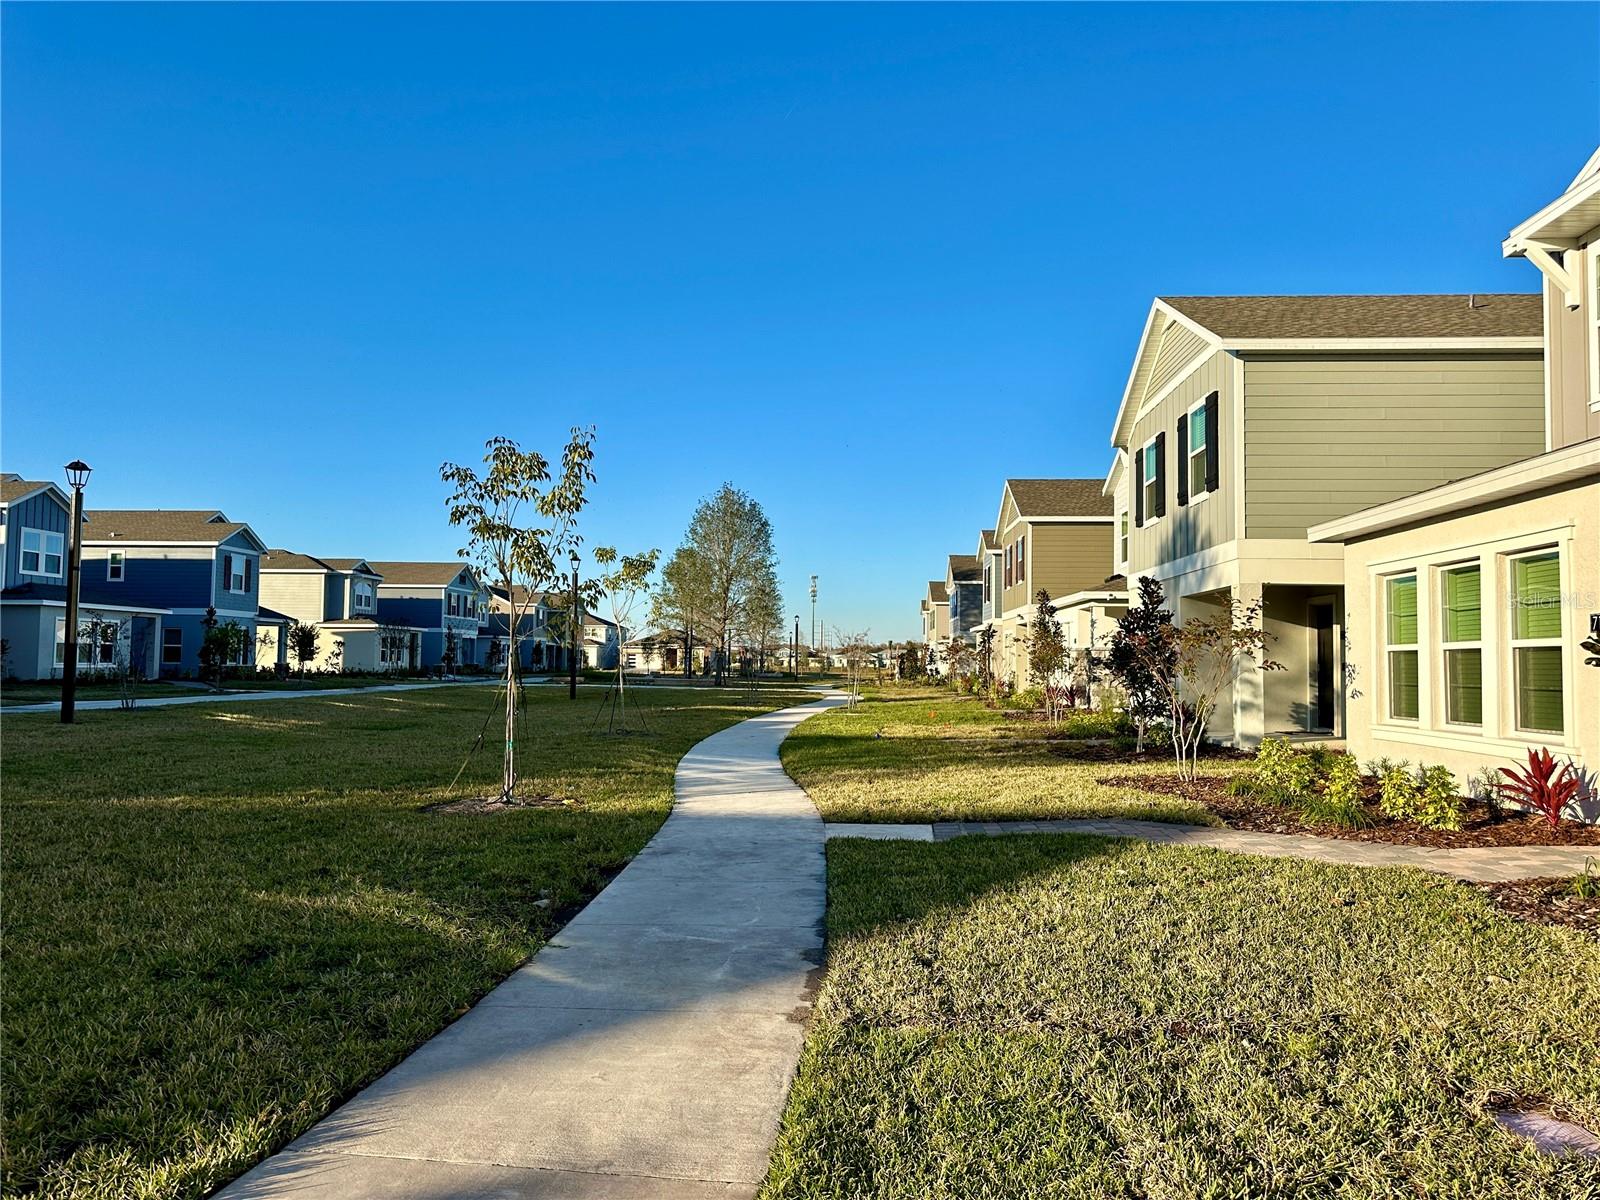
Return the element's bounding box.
[1100,773,1600,849]
[1475,878,1600,935]
[423,794,578,815]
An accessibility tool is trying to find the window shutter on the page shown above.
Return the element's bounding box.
[1133,448,1145,527]
[1175,414,1189,507]
[1204,392,1220,492]
[244,557,253,592]
[1153,432,1167,518]
[223,554,232,591]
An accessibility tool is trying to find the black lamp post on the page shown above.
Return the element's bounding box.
[60,459,92,724]
[793,614,800,681]
[568,550,581,700]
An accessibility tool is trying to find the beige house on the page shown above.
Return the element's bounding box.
[984,479,1116,684]
[256,551,397,672]
[921,580,950,665]
[1310,151,1600,793]
[1050,582,1129,702]
[1108,292,1546,746]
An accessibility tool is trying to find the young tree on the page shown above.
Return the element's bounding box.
[1106,576,1175,752]
[287,620,320,677]
[440,429,597,802]
[1025,589,1069,722]
[196,606,247,689]
[592,545,660,732]
[1129,595,1281,780]
[379,624,411,673]
[831,625,873,708]
[942,635,976,684]
[651,546,708,678]
[976,625,996,695]
[440,628,459,677]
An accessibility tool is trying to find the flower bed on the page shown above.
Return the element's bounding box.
[1476,877,1600,934]
[1104,772,1600,848]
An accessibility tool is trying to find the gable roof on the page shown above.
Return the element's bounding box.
[926,580,948,604]
[261,549,329,571]
[978,528,998,553]
[320,558,380,576]
[1159,294,1541,341]
[0,475,65,508]
[947,554,980,583]
[84,509,265,550]
[1504,146,1600,251]
[365,561,480,587]
[1004,479,1114,520]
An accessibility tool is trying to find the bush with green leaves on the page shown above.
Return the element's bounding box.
[1011,686,1045,712]
[1246,737,1321,804]
[1056,709,1133,740]
[1414,764,1465,831]
[1298,753,1371,829]
[1377,761,1418,820]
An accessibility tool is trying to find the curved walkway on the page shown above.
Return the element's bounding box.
[221,692,845,1200]
[823,817,1596,882]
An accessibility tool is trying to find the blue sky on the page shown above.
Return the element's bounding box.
[4,4,1596,640]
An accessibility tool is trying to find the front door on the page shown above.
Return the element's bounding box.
[1310,601,1336,732]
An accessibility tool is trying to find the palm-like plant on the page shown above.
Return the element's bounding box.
[1497,747,1582,828]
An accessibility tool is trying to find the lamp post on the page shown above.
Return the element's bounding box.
[809,574,818,662]
[60,459,92,725]
[793,614,800,681]
[568,550,581,700]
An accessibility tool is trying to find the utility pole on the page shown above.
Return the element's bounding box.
[809,574,817,654]
[60,460,92,723]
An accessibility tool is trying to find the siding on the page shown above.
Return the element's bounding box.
[259,572,328,624]
[1243,352,1545,539]
[5,492,71,588]
[1028,523,1116,602]
[1145,320,1209,400]
[1546,281,1600,451]
[1126,349,1237,573]
[78,546,214,610]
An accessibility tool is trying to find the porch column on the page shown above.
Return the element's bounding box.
[1232,577,1266,750]
[276,626,290,672]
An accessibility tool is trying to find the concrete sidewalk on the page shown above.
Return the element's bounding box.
[3,677,497,714]
[221,692,845,1200]
[823,817,1598,882]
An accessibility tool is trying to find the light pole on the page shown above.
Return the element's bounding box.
[568,551,581,700]
[793,614,800,681]
[60,459,92,725]
[809,574,818,660]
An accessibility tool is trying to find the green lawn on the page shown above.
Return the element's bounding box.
[765,835,1600,1199]
[3,684,815,1199]
[779,685,1218,824]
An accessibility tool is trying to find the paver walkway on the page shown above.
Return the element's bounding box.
[823,817,1596,882]
[221,692,845,1200]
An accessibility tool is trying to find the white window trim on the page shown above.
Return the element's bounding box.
[162,627,184,665]
[107,551,125,582]
[1116,508,1129,573]
[1184,399,1210,506]
[54,616,125,670]
[20,527,65,578]
[1381,570,1420,725]
[1140,435,1162,528]
[1505,546,1566,738]
[1436,561,1482,730]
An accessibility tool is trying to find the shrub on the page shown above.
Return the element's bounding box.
[1056,709,1133,740]
[1414,765,1465,831]
[1298,753,1371,829]
[1377,762,1419,820]
[1250,737,1321,804]
[1012,686,1045,712]
[1569,859,1600,900]
[1497,747,1584,828]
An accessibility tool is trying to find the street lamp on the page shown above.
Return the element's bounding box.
[61,460,92,724]
[793,614,800,682]
[568,550,581,700]
[809,574,818,658]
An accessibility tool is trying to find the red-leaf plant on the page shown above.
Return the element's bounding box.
[1497,748,1583,828]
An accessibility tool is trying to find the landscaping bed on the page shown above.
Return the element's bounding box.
[1104,772,1600,848]
[4,685,814,1200]
[1478,878,1600,935]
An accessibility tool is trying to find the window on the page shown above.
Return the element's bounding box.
[1439,564,1481,725]
[107,551,125,582]
[1119,511,1129,565]
[1384,574,1418,720]
[1141,438,1161,521]
[353,581,374,611]
[1186,402,1208,501]
[1510,551,1563,733]
[223,553,249,593]
[1016,534,1025,583]
[20,528,64,577]
[447,592,460,617]
[56,619,122,668]
[163,628,183,665]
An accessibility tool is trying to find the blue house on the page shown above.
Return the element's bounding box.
[0,476,170,680]
[366,562,486,669]
[79,508,286,677]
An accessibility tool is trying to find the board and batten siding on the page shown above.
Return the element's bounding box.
[1242,353,1545,540]
[1545,283,1600,451]
[1126,348,1237,575]
[1028,523,1116,601]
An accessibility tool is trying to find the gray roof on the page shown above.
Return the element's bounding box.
[85,509,256,544]
[1007,479,1114,518]
[365,561,477,587]
[1160,294,1541,341]
[948,554,980,582]
[0,476,56,505]
[262,549,329,571]
[926,580,948,603]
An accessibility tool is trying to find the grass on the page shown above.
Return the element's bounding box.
[779,685,1219,824]
[0,680,192,707]
[764,834,1600,1199]
[3,683,816,1199]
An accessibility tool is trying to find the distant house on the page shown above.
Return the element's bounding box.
[258,552,421,672]
[77,507,285,677]
[945,554,982,643]
[366,562,486,669]
[483,584,566,672]
[621,628,710,675]
[920,580,950,669]
[0,476,169,680]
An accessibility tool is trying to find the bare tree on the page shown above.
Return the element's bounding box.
[592,545,659,732]
[440,429,596,802]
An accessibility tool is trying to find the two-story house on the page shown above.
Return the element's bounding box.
[257,552,421,672]
[945,555,982,645]
[1310,150,1599,788]
[0,477,170,680]
[483,584,567,673]
[367,562,485,670]
[921,580,950,665]
[77,508,284,677]
[988,479,1117,685]
[1108,293,1545,747]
